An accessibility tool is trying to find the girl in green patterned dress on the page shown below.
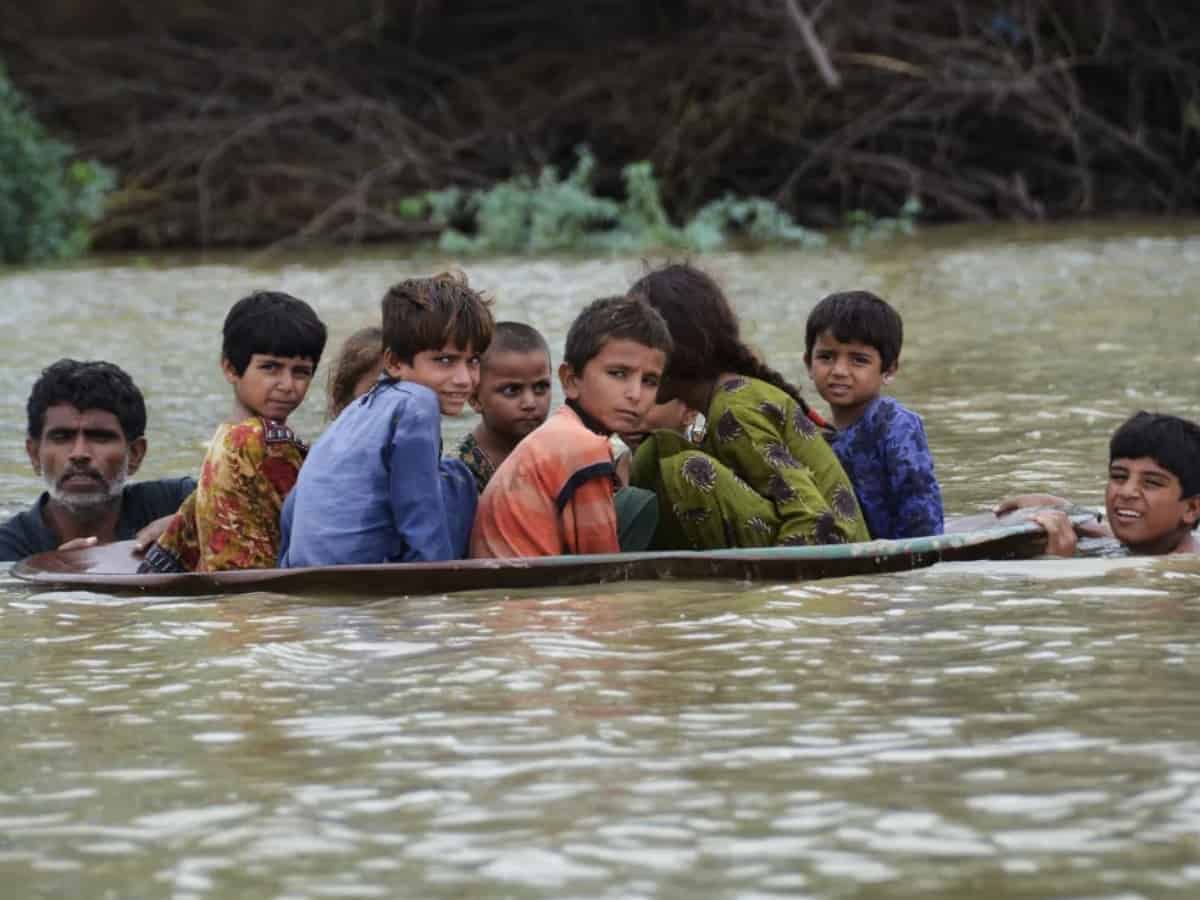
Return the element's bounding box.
[628,264,870,550]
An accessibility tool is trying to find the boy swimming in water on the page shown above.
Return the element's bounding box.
[804,290,943,539]
[455,321,553,493]
[1004,411,1200,556]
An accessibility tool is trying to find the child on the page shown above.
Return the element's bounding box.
[628,263,871,550]
[279,272,491,566]
[470,295,671,558]
[1001,411,1200,557]
[619,398,700,453]
[456,321,553,492]
[139,291,327,572]
[326,326,383,420]
[804,290,944,539]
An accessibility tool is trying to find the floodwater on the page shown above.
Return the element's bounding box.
[2,221,1200,898]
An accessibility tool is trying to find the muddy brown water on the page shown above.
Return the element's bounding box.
[2,221,1200,898]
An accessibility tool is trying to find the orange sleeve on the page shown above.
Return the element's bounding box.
[559,470,619,555]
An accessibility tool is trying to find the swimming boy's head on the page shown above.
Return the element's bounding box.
[803,291,902,424]
[381,271,494,416]
[471,322,552,443]
[326,326,384,420]
[221,291,328,423]
[561,295,672,435]
[1105,411,1200,553]
[630,263,807,407]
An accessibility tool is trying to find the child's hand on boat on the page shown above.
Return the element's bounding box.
[1030,509,1078,557]
[132,514,174,554]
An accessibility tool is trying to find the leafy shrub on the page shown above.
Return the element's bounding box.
[0,64,114,264]
[419,148,834,255]
[845,196,923,249]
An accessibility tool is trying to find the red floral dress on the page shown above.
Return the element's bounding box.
[140,418,306,572]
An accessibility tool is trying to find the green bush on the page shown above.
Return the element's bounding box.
[419,148,833,255]
[0,64,114,264]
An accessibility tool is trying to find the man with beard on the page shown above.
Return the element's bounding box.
[0,359,195,562]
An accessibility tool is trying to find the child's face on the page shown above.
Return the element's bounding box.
[560,338,666,435]
[805,331,894,421]
[1106,456,1200,553]
[471,350,552,442]
[223,353,316,422]
[385,341,480,416]
[620,398,696,449]
[351,361,384,404]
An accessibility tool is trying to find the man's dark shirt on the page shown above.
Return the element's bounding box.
[0,477,196,562]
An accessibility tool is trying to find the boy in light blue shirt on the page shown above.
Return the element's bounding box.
[279,272,493,566]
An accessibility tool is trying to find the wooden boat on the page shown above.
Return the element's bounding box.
[10,513,1084,597]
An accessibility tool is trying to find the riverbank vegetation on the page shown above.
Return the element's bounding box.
[1,0,1195,253]
[0,65,112,263]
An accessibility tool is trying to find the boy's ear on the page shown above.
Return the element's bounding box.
[803,352,812,372]
[1182,495,1200,528]
[558,361,581,400]
[882,360,899,385]
[220,357,240,384]
[382,349,410,380]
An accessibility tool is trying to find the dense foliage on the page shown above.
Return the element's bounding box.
[0,64,112,264]
[1,0,1195,251]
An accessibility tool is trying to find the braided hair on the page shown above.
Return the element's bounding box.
[629,263,810,411]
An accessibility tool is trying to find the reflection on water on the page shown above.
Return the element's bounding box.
[2,221,1200,897]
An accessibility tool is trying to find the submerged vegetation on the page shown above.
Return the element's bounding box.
[0,1,1196,251]
[420,149,830,254]
[0,65,113,264]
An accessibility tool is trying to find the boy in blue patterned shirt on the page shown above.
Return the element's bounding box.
[804,291,943,539]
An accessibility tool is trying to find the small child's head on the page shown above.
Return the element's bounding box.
[804,291,903,420]
[220,291,328,423]
[381,271,494,416]
[630,262,807,406]
[1106,411,1200,553]
[326,326,384,420]
[620,398,699,452]
[561,295,672,435]
[471,322,553,445]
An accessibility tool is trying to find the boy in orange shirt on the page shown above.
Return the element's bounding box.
[471,295,672,558]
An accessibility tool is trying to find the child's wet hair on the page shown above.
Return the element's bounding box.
[629,262,806,406]
[487,321,551,366]
[326,326,383,420]
[563,295,672,373]
[381,271,494,363]
[222,291,328,376]
[1110,411,1200,499]
[804,291,903,371]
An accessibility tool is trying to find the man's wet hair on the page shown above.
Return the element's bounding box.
[487,321,551,364]
[804,290,904,371]
[381,271,494,364]
[222,291,328,376]
[562,294,672,373]
[27,359,147,441]
[1110,411,1200,500]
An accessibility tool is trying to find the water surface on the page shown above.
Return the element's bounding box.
[3,221,1200,897]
